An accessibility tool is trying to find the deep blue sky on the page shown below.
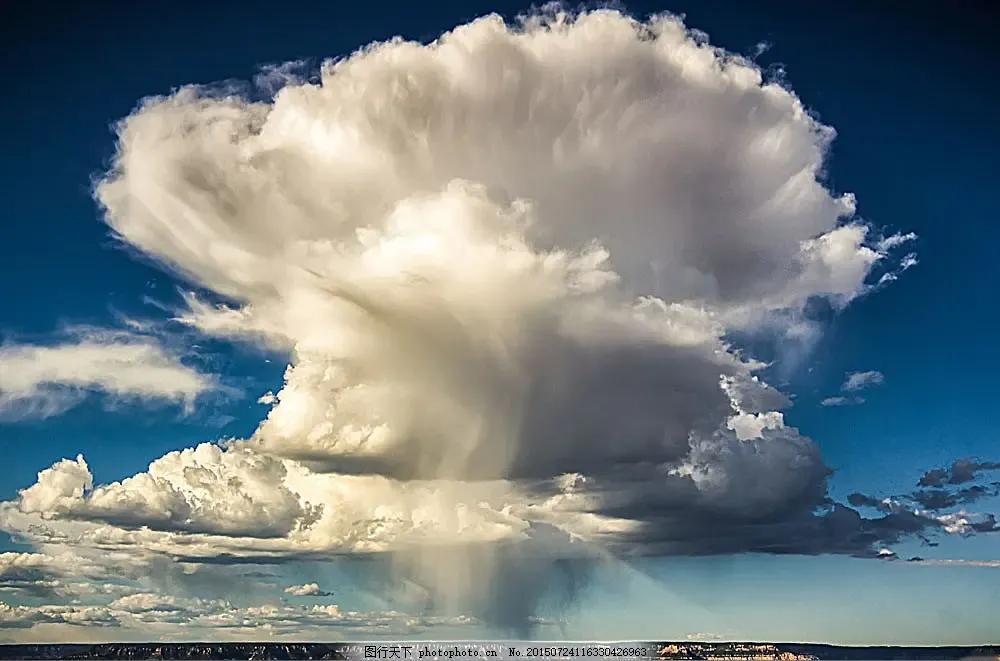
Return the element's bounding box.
[2,0,999,643]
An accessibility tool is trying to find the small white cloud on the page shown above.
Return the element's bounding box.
[17,455,93,515]
[686,632,725,642]
[284,582,332,597]
[821,369,884,407]
[843,370,884,392]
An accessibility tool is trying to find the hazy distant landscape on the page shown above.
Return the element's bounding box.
[1,643,999,661]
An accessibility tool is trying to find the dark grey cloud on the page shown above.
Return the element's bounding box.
[844,458,1000,550]
[910,484,1000,511]
[918,459,1000,487]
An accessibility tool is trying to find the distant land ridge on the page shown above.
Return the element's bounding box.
[0,643,998,661]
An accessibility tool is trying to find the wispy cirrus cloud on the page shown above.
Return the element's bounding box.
[821,369,885,406]
[906,558,1000,568]
[0,330,219,420]
[821,395,863,407]
[843,370,885,392]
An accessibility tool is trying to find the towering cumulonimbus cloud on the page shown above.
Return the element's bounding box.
[2,9,956,632]
[95,9,880,487]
